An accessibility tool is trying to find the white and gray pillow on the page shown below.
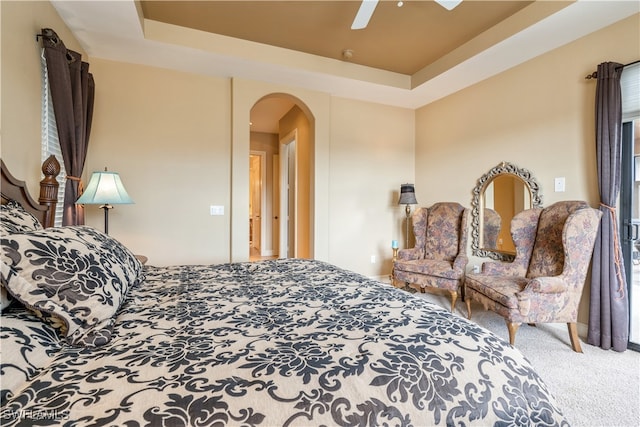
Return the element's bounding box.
[1,226,143,346]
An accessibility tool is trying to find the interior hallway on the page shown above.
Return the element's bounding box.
[250,246,278,262]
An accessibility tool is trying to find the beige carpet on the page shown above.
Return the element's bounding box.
[404,287,640,427]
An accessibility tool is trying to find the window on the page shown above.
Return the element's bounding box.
[40,49,66,226]
[620,61,640,351]
[621,62,640,121]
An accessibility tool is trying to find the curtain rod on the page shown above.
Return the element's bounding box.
[585,59,640,80]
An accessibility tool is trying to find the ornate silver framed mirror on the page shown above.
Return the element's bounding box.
[471,162,542,261]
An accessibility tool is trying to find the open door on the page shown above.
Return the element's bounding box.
[250,152,266,256]
[279,130,297,258]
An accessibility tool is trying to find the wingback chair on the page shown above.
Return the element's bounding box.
[464,201,602,352]
[393,202,469,311]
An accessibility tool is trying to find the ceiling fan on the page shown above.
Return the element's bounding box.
[351,0,463,30]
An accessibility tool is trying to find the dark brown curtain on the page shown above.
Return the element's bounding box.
[40,28,95,226]
[588,62,629,352]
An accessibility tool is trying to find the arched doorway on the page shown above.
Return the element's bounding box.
[249,94,312,260]
[230,79,330,263]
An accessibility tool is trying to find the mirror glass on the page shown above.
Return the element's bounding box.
[471,162,542,261]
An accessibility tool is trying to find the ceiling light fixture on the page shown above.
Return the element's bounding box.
[438,0,463,11]
[352,0,462,29]
[351,0,378,30]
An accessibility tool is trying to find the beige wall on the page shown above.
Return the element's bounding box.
[1,1,414,275]
[416,13,639,212]
[330,97,415,276]
[415,13,640,322]
[0,0,85,194]
[2,0,638,295]
[84,59,232,266]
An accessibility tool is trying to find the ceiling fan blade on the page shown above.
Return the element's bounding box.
[351,0,379,30]
[435,0,463,11]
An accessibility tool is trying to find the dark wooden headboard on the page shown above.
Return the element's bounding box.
[1,155,61,228]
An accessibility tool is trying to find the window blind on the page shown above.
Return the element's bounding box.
[621,62,640,121]
[40,49,66,226]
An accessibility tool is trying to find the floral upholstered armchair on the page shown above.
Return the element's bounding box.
[464,201,602,352]
[392,202,469,312]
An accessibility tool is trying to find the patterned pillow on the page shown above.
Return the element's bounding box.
[1,200,43,234]
[0,226,143,347]
[1,285,13,312]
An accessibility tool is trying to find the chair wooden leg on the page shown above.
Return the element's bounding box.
[449,290,457,312]
[506,321,520,346]
[465,297,472,319]
[408,283,421,293]
[568,323,583,353]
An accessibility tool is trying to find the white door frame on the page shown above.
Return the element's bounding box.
[273,154,280,257]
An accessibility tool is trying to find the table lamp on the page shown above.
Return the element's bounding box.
[76,168,133,234]
[398,183,417,248]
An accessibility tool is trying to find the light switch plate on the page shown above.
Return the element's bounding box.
[554,177,565,192]
[210,205,224,215]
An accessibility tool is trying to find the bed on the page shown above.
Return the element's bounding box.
[0,158,569,426]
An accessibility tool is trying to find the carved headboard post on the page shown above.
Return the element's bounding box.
[39,155,61,228]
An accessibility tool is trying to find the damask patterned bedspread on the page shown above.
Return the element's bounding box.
[1,259,568,426]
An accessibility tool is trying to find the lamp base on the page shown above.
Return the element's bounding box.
[100,204,113,234]
[404,204,412,248]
